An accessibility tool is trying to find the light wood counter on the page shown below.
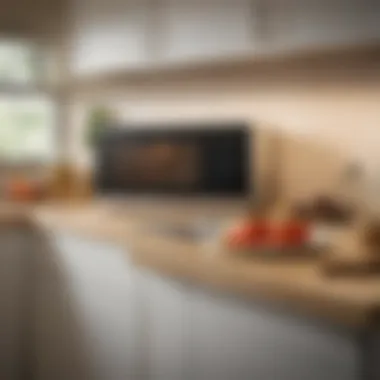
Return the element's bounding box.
[25,202,380,330]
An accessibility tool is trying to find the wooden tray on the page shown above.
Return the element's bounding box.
[321,256,380,277]
[225,245,319,261]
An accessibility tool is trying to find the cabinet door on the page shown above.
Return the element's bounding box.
[71,0,151,75]
[189,291,357,380]
[33,232,94,380]
[266,0,380,52]
[46,233,138,380]
[138,271,190,380]
[159,0,255,62]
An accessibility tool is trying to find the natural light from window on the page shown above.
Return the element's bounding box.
[0,40,55,162]
[0,96,55,161]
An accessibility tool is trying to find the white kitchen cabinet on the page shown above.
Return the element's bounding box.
[138,270,190,380]
[37,232,138,380]
[70,0,380,76]
[265,0,380,52]
[30,228,378,380]
[188,290,358,380]
[159,0,256,62]
[33,231,94,380]
[71,0,152,75]
[136,270,360,380]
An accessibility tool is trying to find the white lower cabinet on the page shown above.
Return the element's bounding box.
[33,232,93,380]
[38,233,138,380]
[188,291,357,380]
[137,271,190,380]
[35,233,374,380]
[137,271,359,380]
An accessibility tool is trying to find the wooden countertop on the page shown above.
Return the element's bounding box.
[18,202,380,329]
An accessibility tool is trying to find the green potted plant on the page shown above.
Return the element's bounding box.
[85,105,113,149]
[80,105,113,199]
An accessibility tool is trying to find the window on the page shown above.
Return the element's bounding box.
[0,96,55,161]
[0,40,55,162]
[0,41,37,84]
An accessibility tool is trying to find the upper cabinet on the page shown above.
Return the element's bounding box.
[70,0,380,77]
[71,0,152,75]
[157,0,257,62]
[266,0,380,52]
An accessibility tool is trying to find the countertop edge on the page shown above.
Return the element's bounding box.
[31,210,380,331]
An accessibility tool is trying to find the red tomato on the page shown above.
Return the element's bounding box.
[226,220,269,249]
[268,221,309,247]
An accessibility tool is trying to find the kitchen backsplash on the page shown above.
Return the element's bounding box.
[67,57,380,204]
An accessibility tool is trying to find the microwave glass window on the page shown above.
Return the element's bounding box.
[110,142,200,189]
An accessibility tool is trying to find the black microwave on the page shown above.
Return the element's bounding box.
[95,123,251,196]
